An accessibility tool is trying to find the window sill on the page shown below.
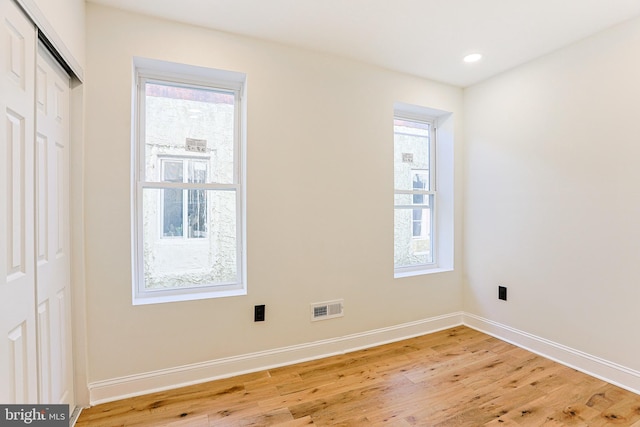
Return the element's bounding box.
[133,287,246,306]
[394,267,453,279]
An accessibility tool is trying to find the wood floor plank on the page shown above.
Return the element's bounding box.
[76,327,640,426]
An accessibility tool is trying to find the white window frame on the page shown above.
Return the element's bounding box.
[394,114,437,272]
[394,102,454,278]
[132,57,247,304]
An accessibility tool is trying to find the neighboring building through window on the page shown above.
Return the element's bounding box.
[411,170,429,241]
[132,57,246,304]
[160,158,208,239]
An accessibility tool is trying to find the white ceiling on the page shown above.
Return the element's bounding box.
[87,0,640,87]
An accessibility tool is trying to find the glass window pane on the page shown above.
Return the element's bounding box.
[163,161,183,183]
[144,82,235,184]
[162,188,183,237]
[189,160,207,184]
[394,204,433,268]
[394,119,430,191]
[143,188,238,289]
[412,208,423,237]
[188,189,207,238]
[394,193,412,206]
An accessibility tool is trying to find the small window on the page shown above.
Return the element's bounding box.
[132,58,246,304]
[394,116,436,270]
[393,102,454,278]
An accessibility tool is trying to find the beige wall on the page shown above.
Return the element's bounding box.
[464,16,640,371]
[84,3,464,385]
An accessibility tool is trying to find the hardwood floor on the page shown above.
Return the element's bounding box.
[76,327,640,426]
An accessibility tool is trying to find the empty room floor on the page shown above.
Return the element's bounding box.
[76,327,640,426]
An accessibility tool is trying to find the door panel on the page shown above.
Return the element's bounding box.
[35,43,73,406]
[0,0,38,404]
[37,301,51,402]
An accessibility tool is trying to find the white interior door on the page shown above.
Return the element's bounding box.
[35,43,73,407]
[1,0,74,408]
[0,0,38,404]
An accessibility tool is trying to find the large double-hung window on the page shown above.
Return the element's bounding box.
[132,58,246,304]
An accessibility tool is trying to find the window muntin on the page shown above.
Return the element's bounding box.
[394,117,436,271]
[133,61,245,304]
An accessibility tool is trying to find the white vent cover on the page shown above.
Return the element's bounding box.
[311,299,344,321]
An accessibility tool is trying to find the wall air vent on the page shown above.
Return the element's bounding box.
[311,299,344,321]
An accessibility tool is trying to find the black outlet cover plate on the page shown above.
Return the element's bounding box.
[254,305,265,322]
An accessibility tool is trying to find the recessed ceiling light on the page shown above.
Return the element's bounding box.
[463,53,483,63]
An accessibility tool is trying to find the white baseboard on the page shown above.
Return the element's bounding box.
[463,313,640,395]
[88,311,640,405]
[88,312,464,405]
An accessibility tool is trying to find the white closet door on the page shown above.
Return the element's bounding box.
[0,0,38,404]
[35,43,73,407]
